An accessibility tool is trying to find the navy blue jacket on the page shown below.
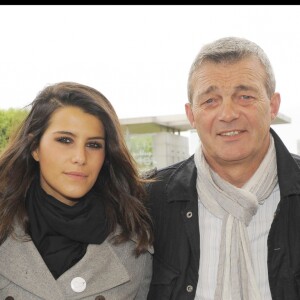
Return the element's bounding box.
[146,128,300,300]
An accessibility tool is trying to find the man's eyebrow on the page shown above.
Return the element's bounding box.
[196,85,218,98]
[234,85,258,92]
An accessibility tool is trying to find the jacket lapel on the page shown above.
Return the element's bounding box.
[57,241,130,299]
[0,234,65,299]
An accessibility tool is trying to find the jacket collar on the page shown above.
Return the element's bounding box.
[166,155,197,203]
[271,127,300,197]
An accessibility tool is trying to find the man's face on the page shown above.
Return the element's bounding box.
[185,57,280,171]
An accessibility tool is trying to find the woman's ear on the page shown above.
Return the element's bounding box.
[32,149,39,162]
[29,134,39,161]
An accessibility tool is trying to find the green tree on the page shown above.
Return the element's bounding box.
[0,108,29,153]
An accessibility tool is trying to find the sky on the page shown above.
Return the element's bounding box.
[1,5,300,153]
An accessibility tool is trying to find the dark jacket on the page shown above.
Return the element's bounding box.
[146,128,300,300]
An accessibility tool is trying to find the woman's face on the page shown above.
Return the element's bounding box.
[32,106,106,206]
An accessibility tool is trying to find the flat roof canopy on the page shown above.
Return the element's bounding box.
[120,112,291,134]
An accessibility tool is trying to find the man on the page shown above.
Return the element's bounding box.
[146,37,300,300]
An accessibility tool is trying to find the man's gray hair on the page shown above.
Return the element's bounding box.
[187,36,276,103]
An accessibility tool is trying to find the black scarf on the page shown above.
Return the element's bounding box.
[25,177,109,279]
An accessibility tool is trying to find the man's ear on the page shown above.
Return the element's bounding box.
[185,102,196,128]
[270,92,281,121]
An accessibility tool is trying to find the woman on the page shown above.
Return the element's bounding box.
[0,82,154,300]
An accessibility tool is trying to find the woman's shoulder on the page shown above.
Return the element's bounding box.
[108,225,153,255]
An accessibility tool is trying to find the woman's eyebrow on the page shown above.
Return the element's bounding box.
[52,131,105,140]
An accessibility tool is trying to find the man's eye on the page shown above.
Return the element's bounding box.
[241,95,252,100]
[206,98,214,104]
[201,98,216,106]
[239,95,255,105]
[56,136,72,144]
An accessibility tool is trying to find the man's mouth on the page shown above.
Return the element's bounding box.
[220,130,241,136]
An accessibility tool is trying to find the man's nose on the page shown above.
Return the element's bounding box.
[218,99,239,122]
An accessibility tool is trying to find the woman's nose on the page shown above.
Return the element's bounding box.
[71,147,86,165]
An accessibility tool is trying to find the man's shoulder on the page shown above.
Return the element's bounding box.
[141,156,194,180]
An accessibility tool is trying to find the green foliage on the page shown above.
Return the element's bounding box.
[0,108,29,153]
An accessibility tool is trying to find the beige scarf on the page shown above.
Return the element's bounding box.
[194,136,278,300]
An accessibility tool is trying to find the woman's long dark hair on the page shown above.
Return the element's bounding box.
[0,81,153,255]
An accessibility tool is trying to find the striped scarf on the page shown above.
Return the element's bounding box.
[194,136,278,300]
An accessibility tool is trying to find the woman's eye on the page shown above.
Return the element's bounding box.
[87,142,103,149]
[56,136,72,144]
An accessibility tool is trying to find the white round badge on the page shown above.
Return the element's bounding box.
[71,276,87,293]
